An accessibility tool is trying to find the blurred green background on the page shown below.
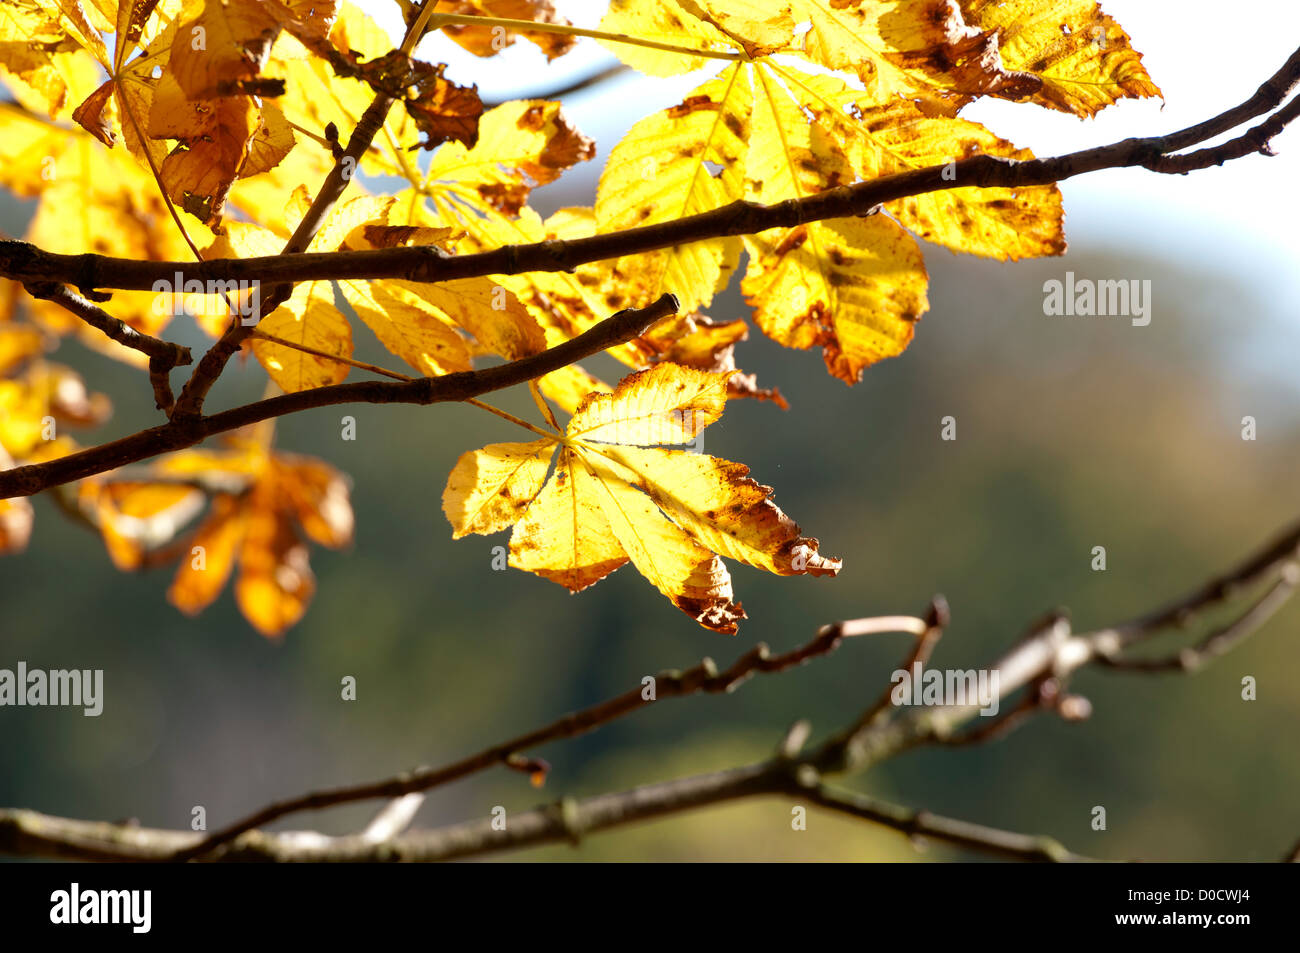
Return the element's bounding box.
[4,0,1300,859]
[4,219,1297,860]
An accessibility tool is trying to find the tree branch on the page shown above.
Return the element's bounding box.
[0,293,680,497]
[169,609,930,862]
[3,43,1298,296]
[23,281,191,369]
[170,0,441,420]
[2,516,1293,863]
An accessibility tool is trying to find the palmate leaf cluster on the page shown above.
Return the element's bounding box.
[0,0,1156,633]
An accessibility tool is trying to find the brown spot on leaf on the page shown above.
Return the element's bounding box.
[668,95,721,118]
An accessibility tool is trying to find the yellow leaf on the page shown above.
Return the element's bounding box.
[443,205,646,401]
[36,0,111,68]
[743,217,928,384]
[786,0,959,105]
[275,453,354,548]
[339,280,473,378]
[116,0,187,72]
[156,445,353,636]
[597,0,734,76]
[239,101,295,179]
[423,99,594,217]
[742,65,928,382]
[395,276,545,362]
[0,361,110,458]
[595,63,752,313]
[80,477,204,570]
[0,2,104,118]
[435,0,576,61]
[147,0,292,221]
[169,492,245,615]
[443,438,556,538]
[445,363,840,632]
[252,287,353,392]
[954,0,1160,117]
[568,362,727,447]
[535,364,611,416]
[777,63,1065,260]
[148,70,261,221]
[507,446,628,592]
[236,487,314,639]
[583,451,744,633]
[688,0,794,58]
[596,445,840,576]
[168,0,279,100]
[0,324,46,376]
[70,76,115,144]
[216,218,353,391]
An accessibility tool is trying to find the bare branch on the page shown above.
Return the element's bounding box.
[1098,566,1300,672]
[0,765,1089,862]
[169,609,928,862]
[359,795,425,843]
[2,516,1293,863]
[800,784,1097,863]
[810,519,1300,775]
[22,282,191,370]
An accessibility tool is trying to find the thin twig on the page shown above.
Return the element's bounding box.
[801,784,1097,862]
[170,609,927,862]
[23,282,190,367]
[250,329,415,381]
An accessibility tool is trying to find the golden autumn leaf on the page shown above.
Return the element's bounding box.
[210,215,353,392]
[742,62,929,383]
[0,103,204,358]
[683,0,794,59]
[597,0,735,77]
[330,196,544,371]
[0,360,110,459]
[138,0,331,223]
[147,444,355,637]
[78,477,206,570]
[949,0,1160,117]
[443,362,840,633]
[775,62,1065,261]
[585,0,1154,384]
[352,50,482,150]
[424,99,595,217]
[402,97,614,409]
[167,0,281,100]
[595,63,752,315]
[147,70,264,222]
[0,323,46,376]
[0,0,104,118]
[434,0,576,61]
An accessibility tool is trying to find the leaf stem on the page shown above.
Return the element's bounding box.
[465,398,556,438]
[424,12,742,62]
[249,330,415,381]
